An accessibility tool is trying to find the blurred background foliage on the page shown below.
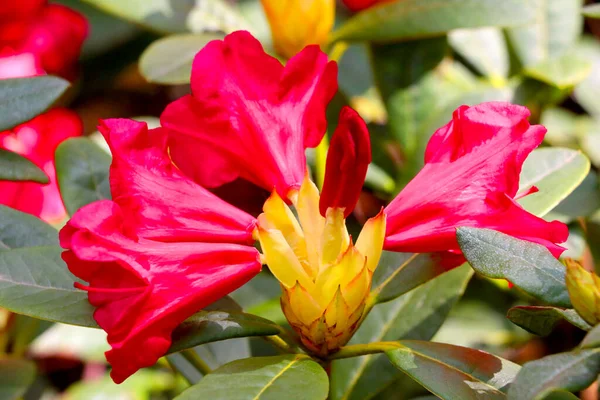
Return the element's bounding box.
[4,0,600,398]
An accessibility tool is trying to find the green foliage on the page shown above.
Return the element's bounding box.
[175,355,329,400]
[0,149,47,183]
[507,306,591,336]
[0,358,36,400]
[0,76,69,131]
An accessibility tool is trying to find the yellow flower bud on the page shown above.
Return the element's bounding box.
[565,259,600,326]
[257,175,386,355]
[260,0,335,59]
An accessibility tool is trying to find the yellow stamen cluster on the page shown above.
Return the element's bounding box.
[256,175,386,355]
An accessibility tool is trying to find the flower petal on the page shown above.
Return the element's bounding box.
[60,200,261,383]
[161,31,337,199]
[99,118,256,244]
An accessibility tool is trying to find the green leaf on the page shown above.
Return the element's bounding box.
[0,149,48,183]
[582,4,600,18]
[175,355,329,400]
[581,324,600,349]
[574,37,600,118]
[386,340,520,399]
[518,148,590,217]
[370,251,447,304]
[507,306,591,336]
[0,205,96,327]
[457,227,571,307]
[507,349,600,400]
[506,0,584,67]
[55,137,111,216]
[330,0,538,43]
[523,53,592,89]
[0,358,36,400]
[0,76,70,131]
[448,27,509,81]
[330,265,473,400]
[167,310,281,354]
[82,0,248,34]
[140,33,223,84]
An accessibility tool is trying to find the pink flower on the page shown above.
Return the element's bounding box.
[60,119,261,383]
[161,31,337,201]
[384,102,568,257]
[0,109,82,223]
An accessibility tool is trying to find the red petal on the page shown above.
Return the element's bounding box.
[161,31,337,200]
[60,201,261,383]
[319,107,371,217]
[99,118,257,244]
[385,102,568,256]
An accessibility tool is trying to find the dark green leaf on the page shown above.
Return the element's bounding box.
[582,4,600,18]
[581,324,600,349]
[0,205,58,249]
[507,306,591,336]
[330,0,538,43]
[0,149,48,183]
[506,0,584,67]
[55,137,111,215]
[168,311,281,354]
[371,251,447,304]
[330,265,473,400]
[457,228,571,307]
[386,340,520,398]
[175,355,329,400]
[0,358,36,400]
[507,349,600,400]
[0,76,69,131]
[139,33,223,84]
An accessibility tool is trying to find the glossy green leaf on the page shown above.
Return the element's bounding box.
[55,137,111,216]
[386,340,520,399]
[507,349,600,400]
[330,0,537,42]
[0,205,96,326]
[582,4,600,18]
[518,148,590,217]
[506,0,584,67]
[139,33,223,84]
[82,0,248,34]
[507,306,591,336]
[0,358,36,400]
[457,228,571,307]
[370,251,447,304]
[167,310,281,354]
[523,53,591,89]
[0,149,48,183]
[580,324,600,349]
[448,27,509,80]
[330,265,473,400]
[175,355,329,400]
[0,76,69,131]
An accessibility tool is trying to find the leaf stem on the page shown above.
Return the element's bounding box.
[327,342,401,360]
[263,334,298,354]
[181,349,212,376]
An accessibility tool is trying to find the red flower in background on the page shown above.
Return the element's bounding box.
[60,119,261,383]
[342,0,394,12]
[384,102,568,257]
[0,0,86,223]
[162,31,337,201]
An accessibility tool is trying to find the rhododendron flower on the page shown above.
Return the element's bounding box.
[260,0,334,59]
[257,107,382,353]
[161,31,337,201]
[0,109,81,223]
[60,119,261,383]
[0,0,87,78]
[384,102,568,258]
[342,0,395,11]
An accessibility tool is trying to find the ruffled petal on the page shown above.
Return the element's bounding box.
[99,118,257,244]
[60,201,261,383]
[385,102,568,256]
[161,30,337,200]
